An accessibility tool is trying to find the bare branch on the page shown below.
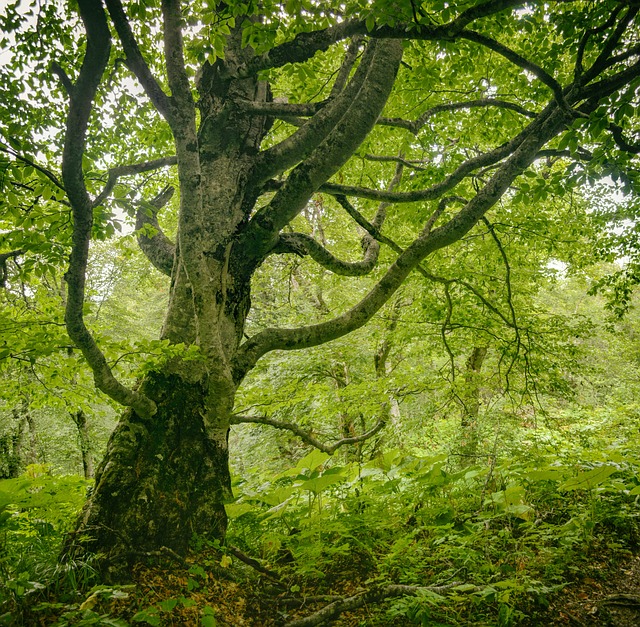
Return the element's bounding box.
[104,0,172,120]
[92,155,177,208]
[330,36,363,97]
[236,100,328,118]
[284,582,478,627]
[136,186,176,276]
[363,153,429,171]
[230,415,386,454]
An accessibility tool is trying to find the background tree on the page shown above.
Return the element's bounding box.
[1,0,640,576]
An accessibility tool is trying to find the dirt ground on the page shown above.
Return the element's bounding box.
[533,553,640,626]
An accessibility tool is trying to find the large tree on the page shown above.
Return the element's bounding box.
[2,0,640,573]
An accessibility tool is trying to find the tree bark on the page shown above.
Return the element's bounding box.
[65,372,233,579]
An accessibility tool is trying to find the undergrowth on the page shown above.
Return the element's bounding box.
[1,408,639,626]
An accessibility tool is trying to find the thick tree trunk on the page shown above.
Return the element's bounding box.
[65,372,233,579]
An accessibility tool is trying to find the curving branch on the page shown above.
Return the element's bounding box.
[230,414,386,455]
[574,3,625,79]
[460,30,569,111]
[104,0,172,121]
[237,39,403,270]
[338,194,514,327]
[284,582,479,627]
[579,4,639,85]
[378,98,537,134]
[329,36,363,97]
[62,0,156,419]
[237,0,523,78]
[609,123,640,155]
[233,102,569,380]
[274,231,379,276]
[50,61,74,97]
[136,186,176,277]
[252,41,379,185]
[92,155,177,208]
[0,142,65,193]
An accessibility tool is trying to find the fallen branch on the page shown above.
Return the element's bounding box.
[284,581,474,627]
[226,544,283,583]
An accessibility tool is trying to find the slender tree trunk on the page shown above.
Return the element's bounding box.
[12,399,37,469]
[71,410,94,479]
[458,346,488,462]
[330,363,362,463]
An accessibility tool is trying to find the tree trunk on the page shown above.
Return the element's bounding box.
[71,410,94,479]
[457,346,488,463]
[65,372,233,579]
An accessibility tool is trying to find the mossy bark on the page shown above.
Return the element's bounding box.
[65,372,232,579]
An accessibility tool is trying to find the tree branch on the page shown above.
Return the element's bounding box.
[378,98,537,134]
[460,30,569,111]
[574,3,625,79]
[337,196,515,327]
[62,0,156,419]
[104,0,172,121]
[579,4,639,85]
[252,41,378,185]
[230,415,386,455]
[608,122,640,155]
[237,39,403,270]
[236,100,328,118]
[274,232,379,276]
[0,143,65,193]
[161,0,193,116]
[284,581,477,627]
[92,155,177,208]
[136,186,176,276]
[329,36,363,97]
[237,0,523,77]
[233,103,568,380]
[50,61,74,97]
[363,153,429,171]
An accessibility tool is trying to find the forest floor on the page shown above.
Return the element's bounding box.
[525,551,640,627]
[23,547,640,627]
